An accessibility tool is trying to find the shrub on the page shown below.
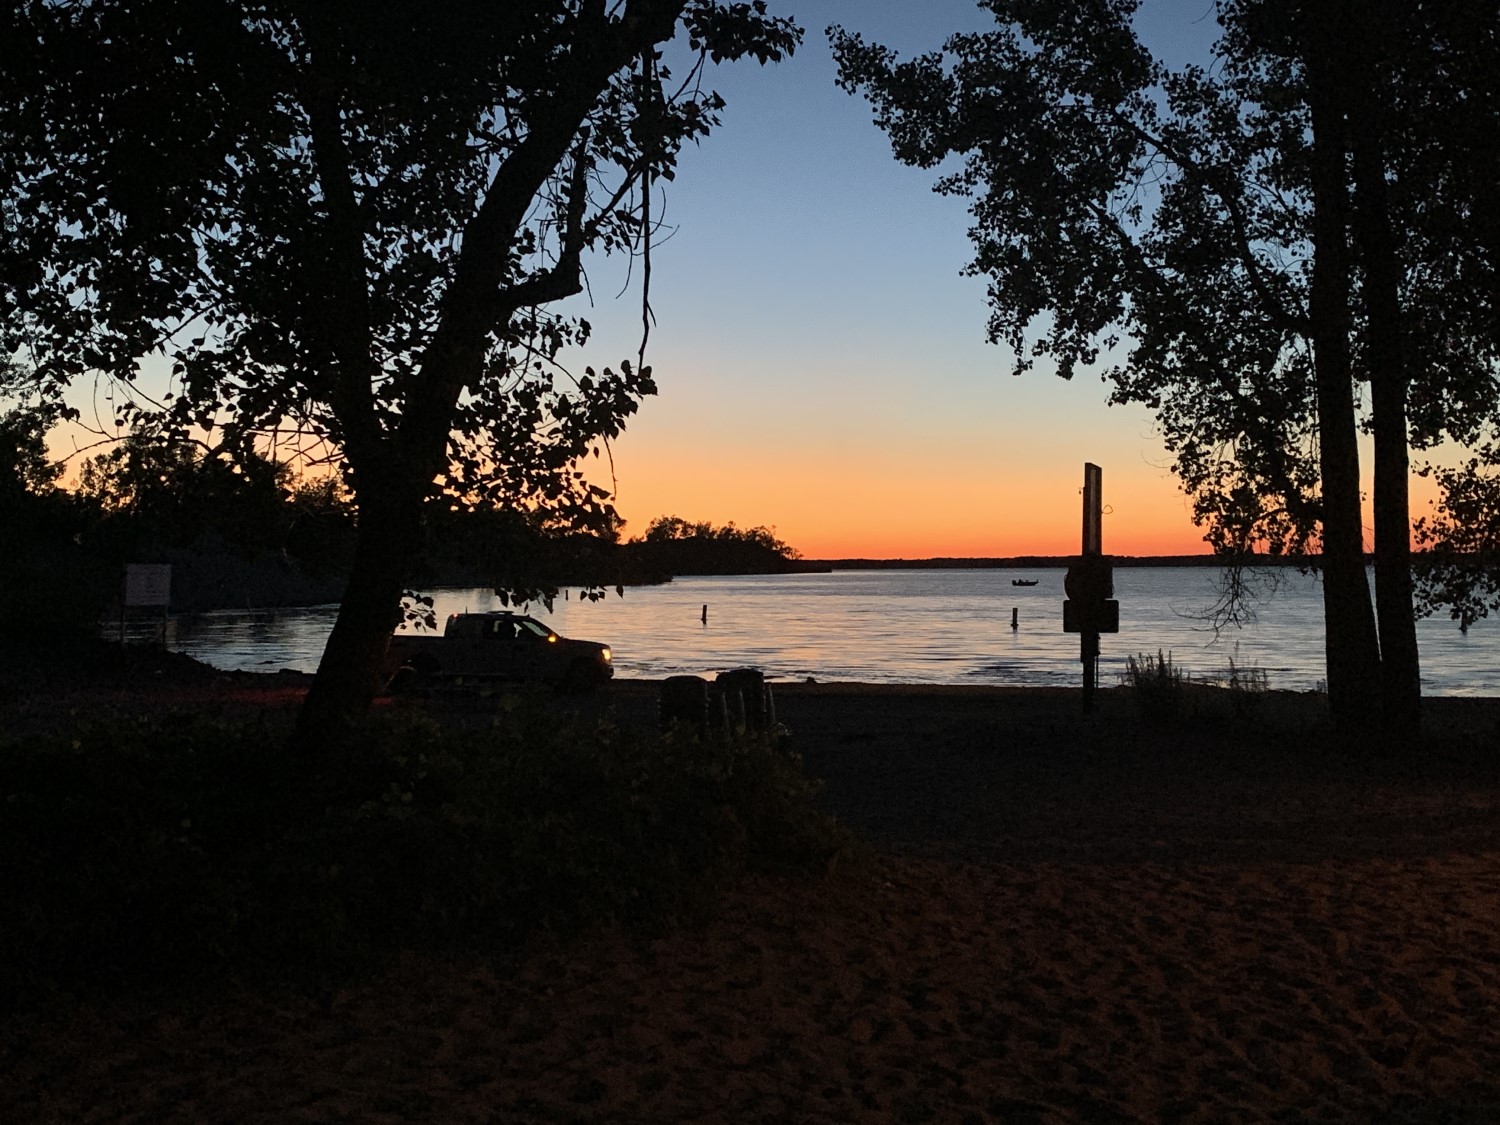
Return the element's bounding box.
[1225,655,1270,716]
[1125,649,1188,724]
[0,700,855,1002]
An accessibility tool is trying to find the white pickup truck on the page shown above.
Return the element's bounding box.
[385,611,613,692]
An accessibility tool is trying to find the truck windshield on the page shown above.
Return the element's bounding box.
[519,619,555,639]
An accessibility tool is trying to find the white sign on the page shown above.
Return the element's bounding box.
[124,564,172,608]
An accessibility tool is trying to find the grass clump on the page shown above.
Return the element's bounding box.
[1125,649,1188,724]
[1224,655,1270,717]
[0,698,855,1003]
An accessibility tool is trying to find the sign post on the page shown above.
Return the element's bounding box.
[1062,463,1118,713]
[1083,461,1102,558]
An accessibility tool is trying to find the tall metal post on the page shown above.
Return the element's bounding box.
[1063,463,1117,714]
[1081,463,1102,713]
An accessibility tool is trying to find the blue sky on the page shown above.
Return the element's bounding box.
[565,0,1234,556]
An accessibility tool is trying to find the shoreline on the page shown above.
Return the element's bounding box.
[104,551,1280,618]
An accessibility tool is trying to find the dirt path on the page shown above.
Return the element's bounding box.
[7,849,1500,1123]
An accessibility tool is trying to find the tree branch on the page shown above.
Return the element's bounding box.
[1086,199,1314,523]
[405,0,685,474]
[1110,109,1310,336]
[495,130,596,310]
[300,33,381,474]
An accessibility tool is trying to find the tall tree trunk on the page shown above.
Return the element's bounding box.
[1305,34,1384,737]
[1349,46,1422,744]
[294,485,424,748]
[292,330,491,747]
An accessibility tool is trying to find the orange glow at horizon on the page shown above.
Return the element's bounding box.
[44,403,1445,564]
[606,440,1210,560]
[606,436,1448,562]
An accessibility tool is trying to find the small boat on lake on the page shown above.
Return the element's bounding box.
[1011,579,1039,586]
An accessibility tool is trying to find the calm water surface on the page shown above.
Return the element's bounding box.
[163,567,1500,696]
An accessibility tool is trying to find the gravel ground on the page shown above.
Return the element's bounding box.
[8,663,1500,1123]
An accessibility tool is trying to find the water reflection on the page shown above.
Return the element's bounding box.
[153,568,1500,696]
[169,604,342,673]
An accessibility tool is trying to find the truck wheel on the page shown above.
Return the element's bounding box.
[389,655,439,694]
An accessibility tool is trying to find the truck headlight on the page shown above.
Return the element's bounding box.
[601,647,612,662]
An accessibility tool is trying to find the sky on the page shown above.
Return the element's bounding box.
[39,0,1430,560]
[558,0,1233,559]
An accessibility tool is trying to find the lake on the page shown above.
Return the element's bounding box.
[157,566,1500,696]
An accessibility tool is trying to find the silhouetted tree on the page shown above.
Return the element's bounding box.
[0,358,65,500]
[0,362,107,635]
[77,425,291,554]
[1364,0,1500,649]
[633,514,800,573]
[1230,0,1500,741]
[1416,454,1500,632]
[832,0,1499,741]
[282,476,357,578]
[0,407,58,502]
[642,515,716,542]
[642,514,796,555]
[0,0,799,742]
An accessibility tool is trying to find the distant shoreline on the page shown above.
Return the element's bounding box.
[809,553,1317,571]
[130,551,1316,616]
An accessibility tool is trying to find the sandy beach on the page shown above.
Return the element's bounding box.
[5,676,1500,1122]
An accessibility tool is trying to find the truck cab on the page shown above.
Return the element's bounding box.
[387,611,613,692]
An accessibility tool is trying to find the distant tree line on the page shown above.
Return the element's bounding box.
[411,509,812,599]
[0,404,806,632]
[2,413,360,633]
[629,515,807,576]
[0,380,107,636]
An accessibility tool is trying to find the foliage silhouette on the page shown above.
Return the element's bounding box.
[832,0,1500,741]
[0,0,801,744]
[1,702,852,1001]
[630,514,802,576]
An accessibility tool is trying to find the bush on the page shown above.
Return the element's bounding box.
[1224,655,1270,716]
[0,701,855,1002]
[1125,649,1188,724]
